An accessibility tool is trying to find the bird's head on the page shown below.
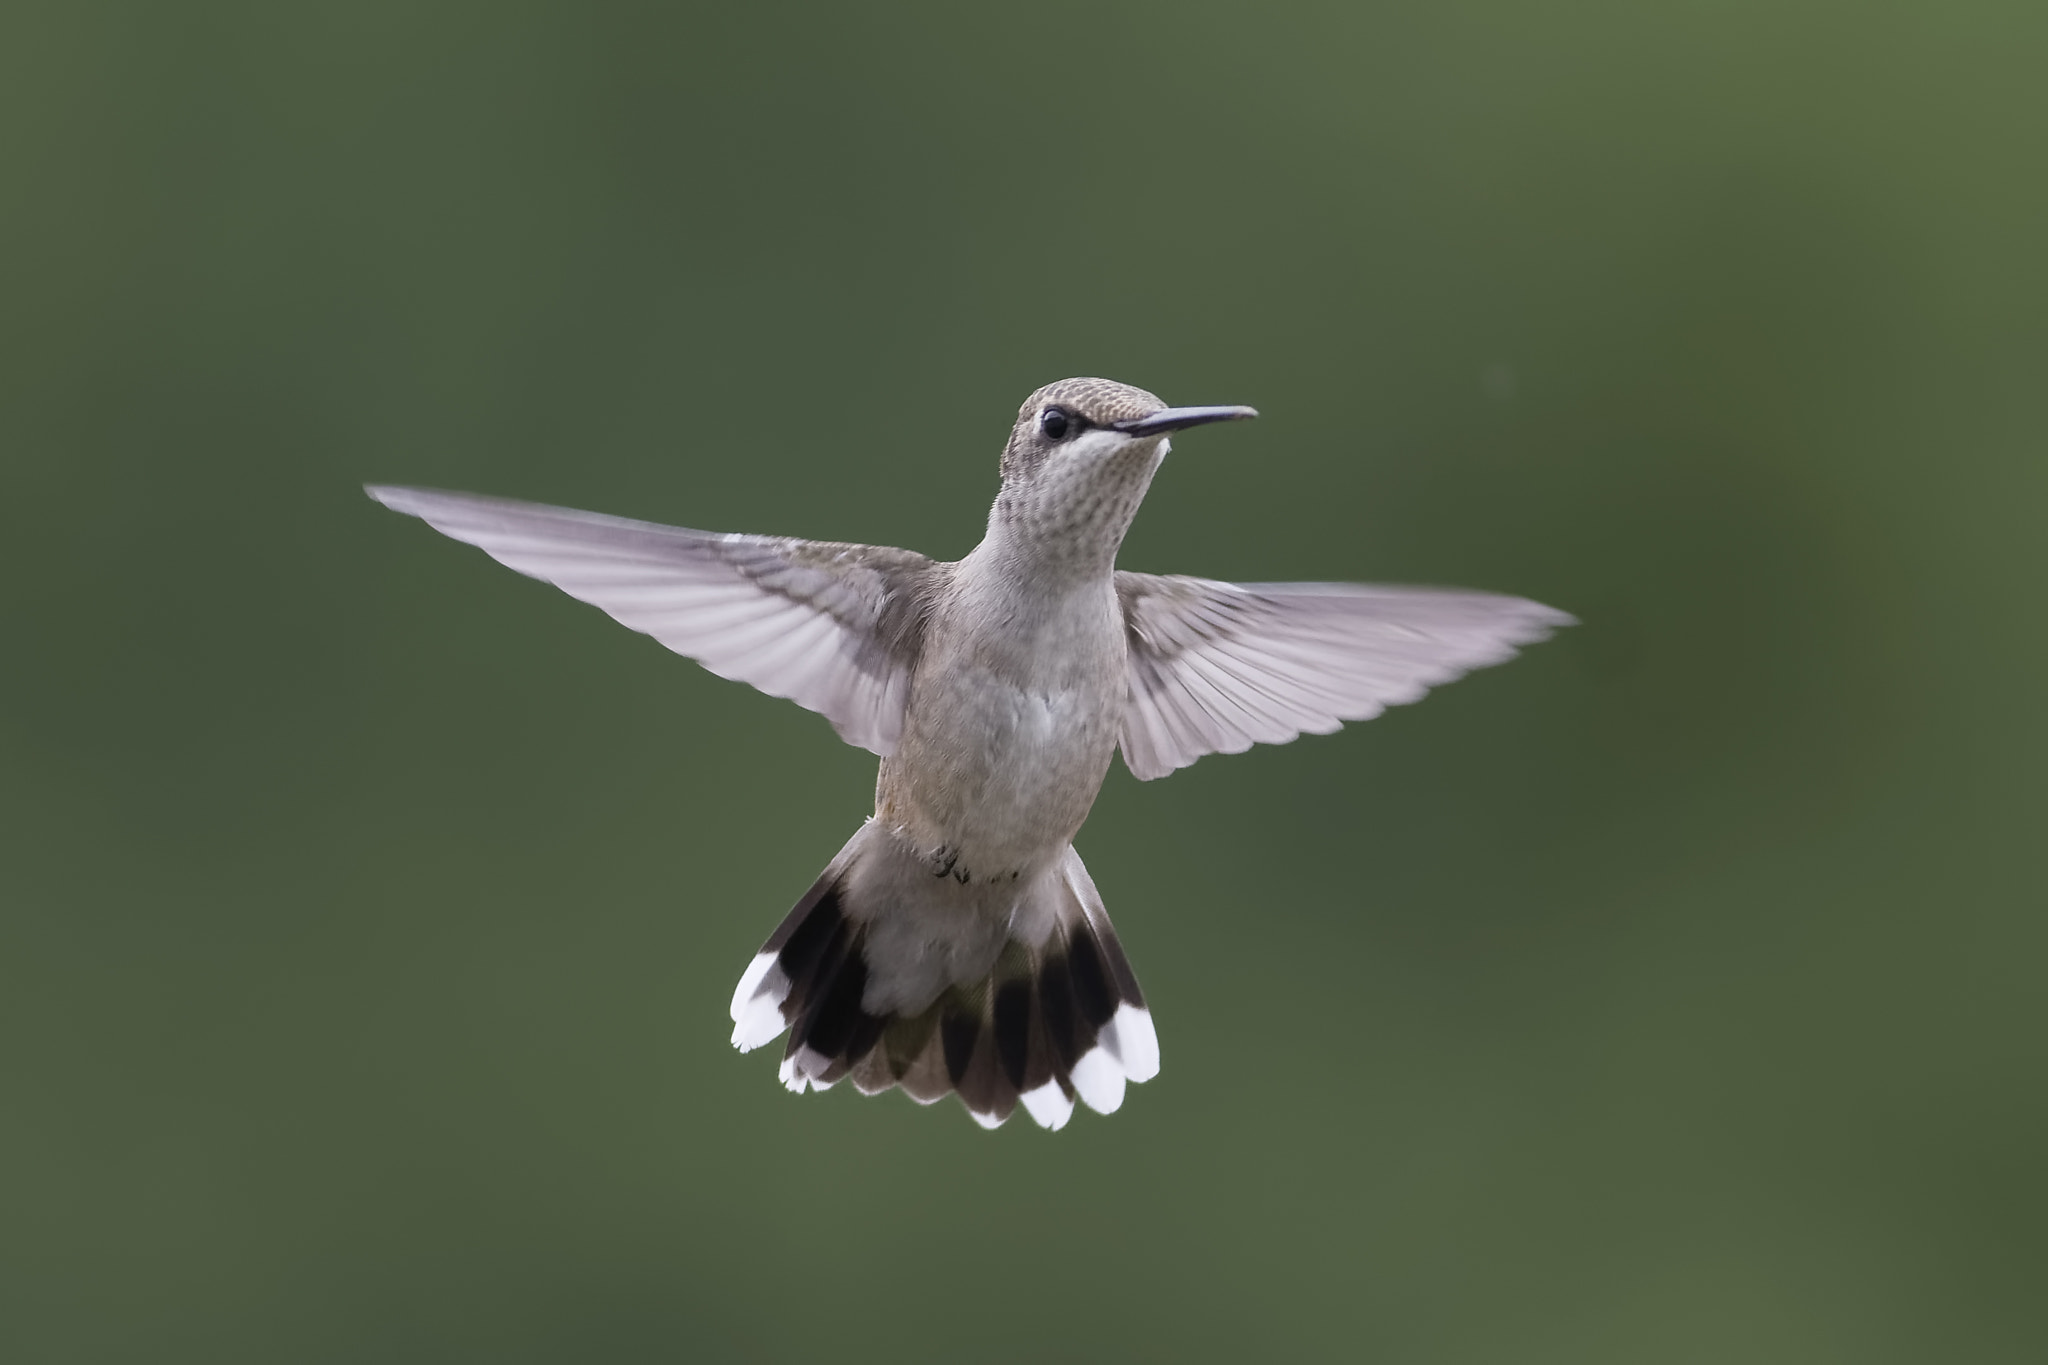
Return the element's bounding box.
[993,377,1256,568]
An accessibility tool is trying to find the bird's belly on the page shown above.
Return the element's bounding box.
[880,666,1123,885]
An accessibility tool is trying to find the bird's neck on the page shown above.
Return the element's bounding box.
[977,503,1123,588]
[980,444,1163,588]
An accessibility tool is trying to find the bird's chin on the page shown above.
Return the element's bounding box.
[1120,434,1170,476]
[1100,431,1168,467]
[1027,431,1169,524]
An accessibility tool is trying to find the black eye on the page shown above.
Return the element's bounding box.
[1039,406,1072,442]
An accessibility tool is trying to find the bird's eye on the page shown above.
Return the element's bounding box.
[1039,406,1072,442]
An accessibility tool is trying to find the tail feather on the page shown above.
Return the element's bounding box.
[728,829,1158,1129]
[879,1006,947,1101]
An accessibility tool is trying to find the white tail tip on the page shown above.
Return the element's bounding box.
[1019,1080,1076,1131]
[1105,1003,1161,1083]
[1070,1046,1127,1115]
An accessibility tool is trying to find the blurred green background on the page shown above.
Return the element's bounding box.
[4,2,2044,1361]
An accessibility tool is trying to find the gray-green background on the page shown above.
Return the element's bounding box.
[5,3,2043,1361]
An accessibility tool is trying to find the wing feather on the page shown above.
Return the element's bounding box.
[1115,572,1572,779]
[368,486,934,754]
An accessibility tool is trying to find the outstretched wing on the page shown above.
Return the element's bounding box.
[1114,572,1573,780]
[368,486,935,755]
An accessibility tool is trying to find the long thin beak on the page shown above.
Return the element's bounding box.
[1111,404,1259,437]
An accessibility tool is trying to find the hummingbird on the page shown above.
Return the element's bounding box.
[368,377,1570,1130]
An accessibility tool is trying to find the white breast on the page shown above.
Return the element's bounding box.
[880,572,1128,881]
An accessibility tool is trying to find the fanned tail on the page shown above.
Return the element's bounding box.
[728,830,1159,1129]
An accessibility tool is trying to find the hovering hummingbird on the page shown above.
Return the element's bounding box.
[368,378,1570,1130]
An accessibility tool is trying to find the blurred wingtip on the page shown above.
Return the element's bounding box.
[363,484,428,514]
[1514,597,1578,636]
